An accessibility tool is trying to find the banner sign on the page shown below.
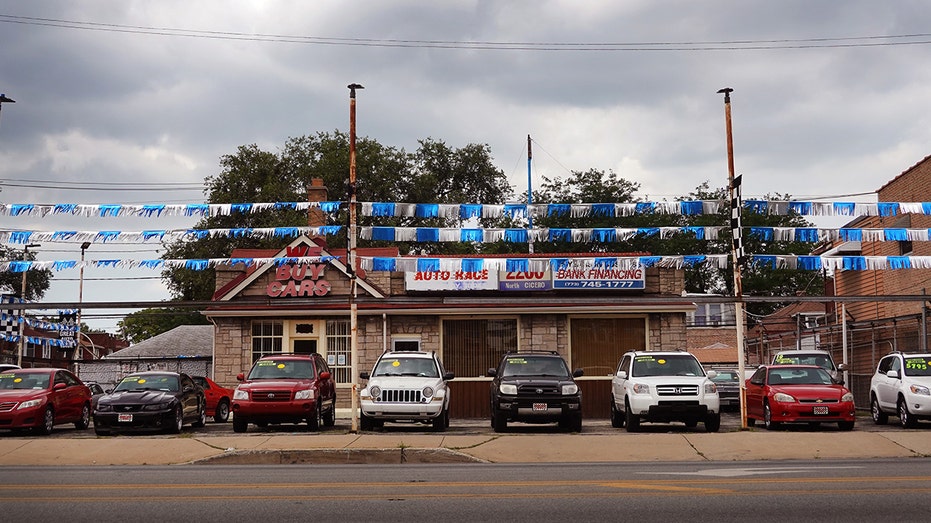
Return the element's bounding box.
[405,270,498,291]
[553,260,645,289]
[498,271,552,291]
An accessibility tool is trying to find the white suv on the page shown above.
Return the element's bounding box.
[359,351,454,431]
[611,351,720,432]
[870,352,931,428]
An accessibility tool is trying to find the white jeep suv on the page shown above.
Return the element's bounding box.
[611,350,720,432]
[359,351,454,431]
[870,352,931,428]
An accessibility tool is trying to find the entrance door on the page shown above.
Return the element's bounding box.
[293,339,318,355]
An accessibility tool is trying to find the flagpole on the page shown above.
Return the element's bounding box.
[527,134,534,254]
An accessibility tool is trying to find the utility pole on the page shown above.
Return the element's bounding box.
[0,93,14,130]
[527,134,534,254]
[347,83,364,433]
[718,87,748,430]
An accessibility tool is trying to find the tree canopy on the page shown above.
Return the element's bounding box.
[0,246,51,301]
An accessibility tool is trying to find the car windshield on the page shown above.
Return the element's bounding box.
[248,359,314,379]
[0,372,50,390]
[767,368,833,385]
[372,357,439,377]
[774,353,835,371]
[501,356,569,378]
[114,374,179,392]
[903,357,931,377]
[711,371,739,382]
[631,354,704,377]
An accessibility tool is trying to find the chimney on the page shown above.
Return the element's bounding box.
[307,178,328,228]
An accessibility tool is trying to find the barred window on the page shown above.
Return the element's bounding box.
[443,318,517,378]
[251,320,283,362]
[326,319,351,383]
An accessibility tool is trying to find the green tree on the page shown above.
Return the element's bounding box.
[0,245,52,301]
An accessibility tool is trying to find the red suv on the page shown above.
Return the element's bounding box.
[232,354,336,432]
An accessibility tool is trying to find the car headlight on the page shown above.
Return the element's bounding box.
[841,392,855,402]
[143,402,170,411]
[561,383,578,395]
[773,392,796,403]
[422,386,435,398]
[704,383,717,394]
[909,384,931,396]
[499,383,518,395]
[96,403,113,412]
[631,383,649,394]
[369,386,381,399]
[233,389,249,400]
[295,389,315,400]
[17,398,44,410]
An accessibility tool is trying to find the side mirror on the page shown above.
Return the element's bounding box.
[616,370,628,380]
[236,373,245,382]
[182,385,194,393]
[486,368,498,377]
[360,371,370,380]
[319,371,331,380]
[837,363,849,371]
[573,368,584,378]
[887,370,900,379]
[706,370,718,379]
[443,372,455,381]
[53,382,67,391]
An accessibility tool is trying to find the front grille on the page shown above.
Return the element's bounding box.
[376,389,423,403]
[249,389,293,402]
[0,401,17,412]
[799,398,839,404]
[115,404,143,412]
[517,384,559,396]
[656,384,699,396]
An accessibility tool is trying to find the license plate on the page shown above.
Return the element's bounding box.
[118,413,133,422]
[532,403,548,411]
[812,406,829,415]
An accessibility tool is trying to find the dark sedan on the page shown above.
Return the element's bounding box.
[93,371,206,435]
[710,369,741,410]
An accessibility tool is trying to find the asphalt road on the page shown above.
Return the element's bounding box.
[2,459,930,522]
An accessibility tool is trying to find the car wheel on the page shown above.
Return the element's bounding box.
[432,409,448,432]
[94,426,111,436]
[360,412,374,431]
[570,413,583,433]
[610,397,624,428]
[705,412,721,433]
[307,404,321,431]
[74,403,90,430]
[871,395,888,425]
[684,420,698,428]
[899,398,918,428]
[323,398,336,427]
[838,420,855,431]
[746,417,756,427]
[492,411,508,433]
[214,399,231,423]
[232,415,248,433]
[35,407,55,435]
[763,402,780,430]
[167,406,183,434]
[192,400,207,428]
[625,399,640,433]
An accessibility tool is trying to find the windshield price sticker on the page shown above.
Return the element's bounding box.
[507,358,527,365]
[905,358,930,370]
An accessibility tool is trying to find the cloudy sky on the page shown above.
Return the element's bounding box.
[3,1,931,332]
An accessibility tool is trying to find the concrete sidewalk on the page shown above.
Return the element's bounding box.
[2,429,931,466]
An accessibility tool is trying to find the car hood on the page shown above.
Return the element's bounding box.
[499,376,574,387]
[769,384,849,400]
[622,375,711,384]
[0,389,45,401]
[365,376,445,389]
[99,390,178,405]
[238,379,315,390]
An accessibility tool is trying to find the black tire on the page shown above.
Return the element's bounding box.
[570,413,582,433]
[192,400,207,428]
[307,404,321,431]
[432,409,448,432]
[705,412,721,433]
[492,411,508,433]
[94,426,111,436]
[763,402,780,430]
[323,398,336,427]
[747,417,756,427]
[232,415,248,433]
[610,397,624,428]
[360,412,374,431]
[871,395,888,425]
[684,420,698,428]
[899,398,918,428]
[35,407,54,435]
[75,403,90,430]
[167,406,183,434]
[625,399,640,433]
[214,399,230,423]
[838,420,855,431]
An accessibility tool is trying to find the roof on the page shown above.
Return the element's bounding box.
[691,343,739,364]
[104,325,213,360]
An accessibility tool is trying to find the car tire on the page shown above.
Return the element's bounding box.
[232,415,248,433]
[898,398,918,428]
[763,402,780,430]
[214,399,230,423]
[167,406,183,434]
[870,395,888,425]
[323,397,336,427]
[624,399,640,433]
[192,400,207,428]
[35,407,54,435]
[74,403,90,430]
[705,412,721,433]
[569,413,582,433]
[492,412,508,433]
[746,417,756,427]
[684,420,698,428]
[432,409,448,432]
[360,412,374,431]
[838,420,855,431]
[94,426,111,436]
[610,397,624,428]
[307,404,321,431]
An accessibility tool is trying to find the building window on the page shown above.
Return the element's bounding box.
[392,339,421,351]
[325,320,351,383]
[251,320,283,362]
[571,317,646,375]
[688,303,735,326]
[900,240,913,256]
[443,318,517,378]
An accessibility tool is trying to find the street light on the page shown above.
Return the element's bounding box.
[0,93,14,129]
[77,242,91,359]
[17,243,40,367]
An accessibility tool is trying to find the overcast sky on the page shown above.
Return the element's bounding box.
[3,1,931,332]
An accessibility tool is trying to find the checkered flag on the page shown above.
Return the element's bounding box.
[1,295,19,338]
[730,175,745,266]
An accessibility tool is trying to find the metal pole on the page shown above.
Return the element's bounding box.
[16,243,39,367]
[527,134,534,254]
[347,83,363,433]
[77,242,91,359]
[0,93,14,130]
[718,87,748,429]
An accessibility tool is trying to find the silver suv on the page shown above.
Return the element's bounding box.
[870,352,931,428]
[359,351,454,431]
[772,349,847,384]
[611,351,720,432]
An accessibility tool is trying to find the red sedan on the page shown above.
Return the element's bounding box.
[745,364,856,431]
[0,368,92,434]
[192,376,233,423]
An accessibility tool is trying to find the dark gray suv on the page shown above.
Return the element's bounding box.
[487,351,583,433]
